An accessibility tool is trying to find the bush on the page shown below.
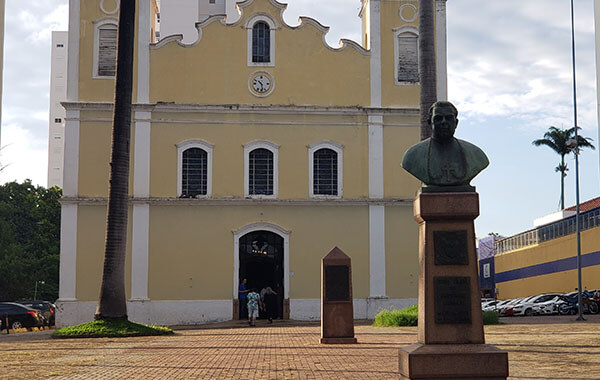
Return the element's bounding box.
[52,319,174,338]
[373,305,502,327]
[373,305,418,327]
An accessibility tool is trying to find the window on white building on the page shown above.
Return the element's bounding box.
[395,28,419,84]
[93,20,118,78]
[177,140,213,198]
[247,16,276,66]
[244,141,279,198]
[308,142,343,198]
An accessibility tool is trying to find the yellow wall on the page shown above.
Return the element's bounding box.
[76,205,132,301]
[495,226,600,299]
[383,113,421,198]
[147,205,375,300]
[385,204,418,298]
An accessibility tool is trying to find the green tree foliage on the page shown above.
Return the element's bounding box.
[0,180,61,302]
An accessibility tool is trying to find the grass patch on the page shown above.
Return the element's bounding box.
[373,305,502,327]
[51,319,174,339]
[373,305,418,327]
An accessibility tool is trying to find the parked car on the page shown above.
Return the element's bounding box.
[498,297,527,316]
[512,293,562,316]
[535,295,565,315]
[0,302,44,330]
[19,301,56,326]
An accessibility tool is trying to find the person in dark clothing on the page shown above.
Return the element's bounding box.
[260,286,278,323]
[239,278,249,319]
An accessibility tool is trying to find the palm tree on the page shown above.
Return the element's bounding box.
[532,126,594,210]
[95,0,136,320]
[418,0,436,141]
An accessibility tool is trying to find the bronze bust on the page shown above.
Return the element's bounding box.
[401,101,489,192]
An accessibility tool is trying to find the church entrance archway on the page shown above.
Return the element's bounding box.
[238,230,284,320]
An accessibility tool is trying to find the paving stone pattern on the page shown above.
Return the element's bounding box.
[1,318,600,379]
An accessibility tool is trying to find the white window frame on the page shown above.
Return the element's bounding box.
[393,26,419,85]
[177,139,214,198]
[246,15,276,67]
[93,18,118,79]
[244,140,279,199]
[308,141,343,199]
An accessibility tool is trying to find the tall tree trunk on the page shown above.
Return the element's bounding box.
[560,155,565,210]
[419,0,437,141]
[95,0,136,320]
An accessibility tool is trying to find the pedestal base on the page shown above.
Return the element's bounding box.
[399,343,508,379]
[320,337,357,344]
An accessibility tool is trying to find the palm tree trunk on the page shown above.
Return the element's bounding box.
[419,0,437,141]
[95,0,136,320]
[560,155,565,210]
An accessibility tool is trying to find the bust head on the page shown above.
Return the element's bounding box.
[429,101,459,144]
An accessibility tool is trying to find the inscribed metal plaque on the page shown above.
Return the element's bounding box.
[434,230,468,265]
[434,276,472,324]
[325,265,350,302]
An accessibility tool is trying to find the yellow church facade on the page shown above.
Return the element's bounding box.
[57,0,448,326]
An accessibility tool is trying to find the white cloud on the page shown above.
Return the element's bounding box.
[0,123,48,186]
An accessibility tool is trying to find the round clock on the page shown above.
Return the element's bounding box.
[249,71,274,97]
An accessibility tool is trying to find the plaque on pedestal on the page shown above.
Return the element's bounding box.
[320,247,357,344]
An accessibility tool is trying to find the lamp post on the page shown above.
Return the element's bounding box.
[569,0,585,321]
[34,280,45,300]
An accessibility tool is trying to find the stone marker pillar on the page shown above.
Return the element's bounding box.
[399,192,508,379]
[320,247,357,344]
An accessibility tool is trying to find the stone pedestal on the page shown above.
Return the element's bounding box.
[399,192,508,379]
[320,247,357,344]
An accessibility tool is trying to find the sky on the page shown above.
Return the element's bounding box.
[0,0,599,239]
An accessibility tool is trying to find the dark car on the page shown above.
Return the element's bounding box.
[0,302,44,331]
[19,301,56,326]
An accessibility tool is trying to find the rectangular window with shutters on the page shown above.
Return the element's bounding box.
[96,24,117,77]
[396,31,419,83]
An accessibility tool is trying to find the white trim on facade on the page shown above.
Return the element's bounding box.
[369,205,386,297]
[435,0,448,100]
[246,14,277,67]
[368,115,384,199]
[399,3,417,23]
[232,222,291,301]
[393,26,419,86]
[133,112,151,197]
[176,139,214,198]
[130,203,150,300]
[58,203,78,301]
[308,141,343,199]
[67,0,80,101]
[99,0,120,15]
[243,140,279,199]
[369,0,381,107]
[63,110,80,197]
[137,0,151,103]
[92,18,118,79]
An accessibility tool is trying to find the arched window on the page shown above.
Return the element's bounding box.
[182,148,208,197]
[249,148,273,195]
[177,140,213,198]
[93,19,118,78]
[246,16,276,66]
[309,142,343,198]
[394,28,419,84]
[244,141,279,198]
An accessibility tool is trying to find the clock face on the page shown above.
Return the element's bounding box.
[252,75,271,93]
[249,72,274,97]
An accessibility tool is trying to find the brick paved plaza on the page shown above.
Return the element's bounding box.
[1,317,600,379]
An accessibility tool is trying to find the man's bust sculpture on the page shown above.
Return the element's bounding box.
[402,101,489,192]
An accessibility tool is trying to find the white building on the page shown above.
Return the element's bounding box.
[47,31,68,188]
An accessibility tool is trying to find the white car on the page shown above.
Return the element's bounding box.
[512,294,563,316]
[535,295,565,315]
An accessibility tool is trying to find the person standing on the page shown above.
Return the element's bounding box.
[247,288,262,326]
[260,286,278,323]
[238,278,249,320]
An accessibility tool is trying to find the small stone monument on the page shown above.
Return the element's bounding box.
[320,247,357,344]
[399,101,508,379]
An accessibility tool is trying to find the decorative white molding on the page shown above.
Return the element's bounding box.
[246,14,277,67]
[232,222,291,301]
[295,16,369,55]
[248,70,276,98]
[243,140,279,199]
[369,205,386,297]
[308,141,343,199]
[67,0,80,101]
[130,203,150,300]
[92,18,118,79]
[58,203,78,300]
[393,26,419,86]
[137,0,151,103]
[399,3,418,23]
[100,0,119,15]
[133,111,151,198]
[369,0,382,107]
[368,114,384,199]
[435,0,448,100]
[176,139,214,198]
[62,110,80,197]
